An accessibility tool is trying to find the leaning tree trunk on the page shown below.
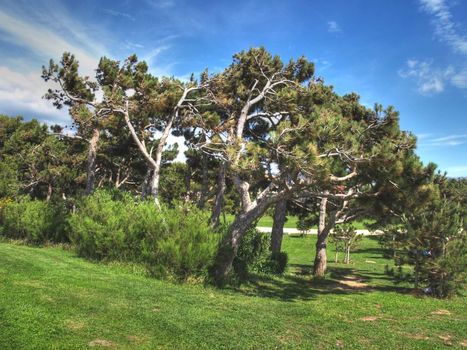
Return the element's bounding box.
[271,199,287,253]
[210,162,226,227]
[212,200,271,286]
[85,127,100,195]
[313,196,336,277]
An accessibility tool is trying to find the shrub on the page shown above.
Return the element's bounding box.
[262,252,288,274]
[68,190,219,281]
[233,227,288,280]
[68,191,133,260]
[143,204,219,280]
[0,196,68,243]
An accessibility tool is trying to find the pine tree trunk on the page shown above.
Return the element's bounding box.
[414,251,420,288]
[46,183,53,201]
[197,153,209,209]
[344,245,350,264]
[149,164,161,199]
[85,128,100,195]
[313,196,335,277]
[271,199,287,253]
[141,169,152,199]
[210,162,226,227]
[184,166,192,203]
[212,200,271,286]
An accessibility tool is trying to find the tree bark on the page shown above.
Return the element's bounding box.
[46,183,53,201]
[271,199,287,253]
[210,161,226,227]
[211,195,278,286]
[85,127,100,195]
[197,153,209,209]
[184,166,192,203]
[313,196,337,277]
[149,163,162,199]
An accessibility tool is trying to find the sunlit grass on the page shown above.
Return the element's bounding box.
[0,237,465,349]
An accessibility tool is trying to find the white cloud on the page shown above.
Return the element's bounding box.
[419,0,467,55]
[124,41,145,50]
[0,9,102,76]
[415,133,433,140]
[450,68,467,88]
[419,134,467,147]
[0,66,69,123]
[401,1,467,94]
[327,21,341,33]
[0,5,108,123]
[398,59,454,94]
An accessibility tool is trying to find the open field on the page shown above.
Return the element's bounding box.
[0,237,465,349]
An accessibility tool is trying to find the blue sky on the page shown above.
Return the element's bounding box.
[0,0,466,176]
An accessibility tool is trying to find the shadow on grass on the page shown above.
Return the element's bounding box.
[228,263,413,302]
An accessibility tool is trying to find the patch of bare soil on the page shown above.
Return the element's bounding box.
[337,275,370,289]
[438,335,453,346]
[65,320,85,330]
[126,335,144,344]
[431,309,451,315]
[403,333,429,340]
[460,339,467,347]
[88,339,115,348]
[360,316,378,322]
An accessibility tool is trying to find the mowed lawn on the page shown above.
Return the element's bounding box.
[0,237,466,349]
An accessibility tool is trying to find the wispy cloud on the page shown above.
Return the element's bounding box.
[398,59,453,94]
[0,3,107,124]
[123,41,145,50]
[399,58,467,94]
[0,66,68,124]
[143,45,170,65]
[450,67,467,88]
[419,0,467,55]
[416,133,433,140]
[401,1,467,94]
[0,8,104,75]
[103,9,135,22]
[145,0,175,9]
[419,134,467,147]
[327,21,341,33]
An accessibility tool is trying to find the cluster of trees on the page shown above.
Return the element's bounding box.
[0,47,464,294]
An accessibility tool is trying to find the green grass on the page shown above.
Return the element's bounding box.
[225,214,372,229]
[0,237,465,349]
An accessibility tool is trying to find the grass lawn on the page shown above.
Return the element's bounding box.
[0,237,465,349]
[225,214,372,229]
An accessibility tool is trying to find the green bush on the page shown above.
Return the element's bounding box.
[233,228,288,279]
[0,196,68,243]
[68,191,218,281]
[263,252,288,274]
